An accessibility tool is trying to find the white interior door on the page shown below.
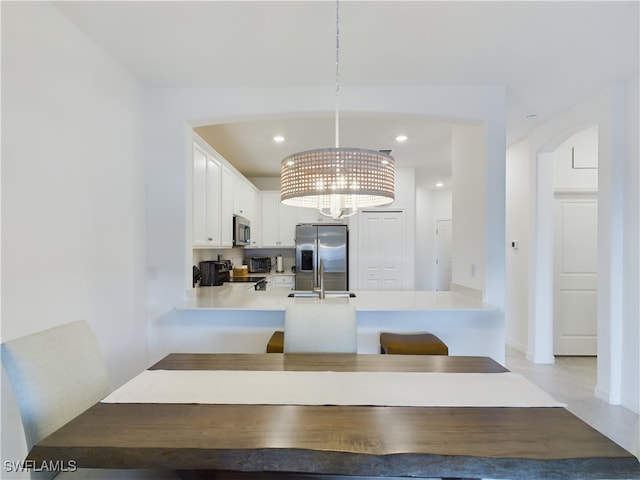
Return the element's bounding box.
[553,195,598,355]
[358,211,404,290]
[435,219,453,291]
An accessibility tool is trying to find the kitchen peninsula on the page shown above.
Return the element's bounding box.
[166,284,505,364]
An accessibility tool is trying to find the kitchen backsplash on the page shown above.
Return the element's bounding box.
[245,248,295,272]
[194,247,295,272]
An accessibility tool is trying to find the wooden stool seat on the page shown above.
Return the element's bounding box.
[380,332,448,355]
[266,330,284,353]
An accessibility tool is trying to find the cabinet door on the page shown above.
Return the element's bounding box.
[193,145,221,247]
[192,145,209,246]
[272,275,294,289]
[206,157,222,247]
[246,186,260,246]
[245,184,257,222]
[278,203,297,247]
[261,192,280,247]
[220,166,234,247]
[233,174,248,217]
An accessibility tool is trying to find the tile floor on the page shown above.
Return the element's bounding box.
[505,346,640,458]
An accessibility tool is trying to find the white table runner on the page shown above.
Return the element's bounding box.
[102,370,564,407]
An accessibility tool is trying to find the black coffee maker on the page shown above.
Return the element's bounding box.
[199,260,231,286]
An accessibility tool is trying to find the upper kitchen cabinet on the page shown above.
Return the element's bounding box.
[192,138,236,249]
[192,142,223,248]
[220,165,234,247]
[233,174,259,222]
[261,191,296,247]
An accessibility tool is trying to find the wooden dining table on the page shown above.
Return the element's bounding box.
[27,353,640,480]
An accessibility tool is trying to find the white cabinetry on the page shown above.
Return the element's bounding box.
[192,141,234,248]
[245,187,259,246]
[261,191,296,247]
[233,175,258,219]
[233,173,259,246]
[192,144,222,247]
[220,166,234,247]
[270,274,294,290]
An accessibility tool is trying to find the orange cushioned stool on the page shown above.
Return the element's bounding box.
[379,332,448,355]
[266,330,284,353]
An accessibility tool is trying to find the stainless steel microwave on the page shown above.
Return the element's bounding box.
[233,215,251,246]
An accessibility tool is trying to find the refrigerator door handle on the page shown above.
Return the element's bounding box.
[314,238,318,288]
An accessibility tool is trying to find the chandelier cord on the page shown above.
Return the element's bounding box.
[334,0,340,149]
[279,0,395,220]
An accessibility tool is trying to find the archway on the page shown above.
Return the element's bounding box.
[529,126,599,361]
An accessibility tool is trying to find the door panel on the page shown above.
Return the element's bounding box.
[553,197,597,355]
[358,211,404,290]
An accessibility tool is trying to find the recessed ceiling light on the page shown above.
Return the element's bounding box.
[395,135,408,142]
[273,135,285,143]
[435,182,444,188]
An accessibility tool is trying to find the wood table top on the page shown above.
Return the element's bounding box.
[28,354,640,480]
[149,352,510,372]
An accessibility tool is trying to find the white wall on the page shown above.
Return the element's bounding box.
[621,77,639,412]
[451,125,486,293]
[505,138,531,352]
[554,126,599,190]
[1,2,148,472]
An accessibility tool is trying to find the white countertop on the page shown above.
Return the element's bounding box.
[180,284,498,312]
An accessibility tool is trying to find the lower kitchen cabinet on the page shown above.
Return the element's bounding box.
[270,274,294,290]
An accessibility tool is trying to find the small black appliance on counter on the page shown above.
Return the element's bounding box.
[199,260,231,286]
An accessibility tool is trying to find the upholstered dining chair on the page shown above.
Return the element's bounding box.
[1,320,179,480]
[283,304,357,353]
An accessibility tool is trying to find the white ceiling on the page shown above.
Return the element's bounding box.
[54,1,638,181]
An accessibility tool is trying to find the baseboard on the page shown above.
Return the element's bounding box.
[594,386,616,404]
[525,350,555,364]
[505,338,527,354]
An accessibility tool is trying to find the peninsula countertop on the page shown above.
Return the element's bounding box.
[179,284,498,312]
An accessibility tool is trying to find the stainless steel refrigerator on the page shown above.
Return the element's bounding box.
[295,224,348,291]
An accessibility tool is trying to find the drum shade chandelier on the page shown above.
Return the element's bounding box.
[280,0,395,220]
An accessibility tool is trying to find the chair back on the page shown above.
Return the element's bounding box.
[283,304,357,353]
[1,321,111,454]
